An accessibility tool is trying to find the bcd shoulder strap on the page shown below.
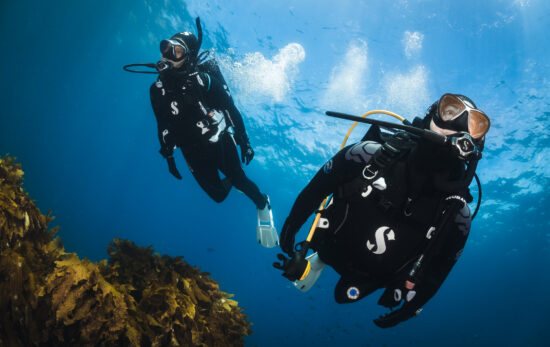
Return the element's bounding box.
[336,131,418,200]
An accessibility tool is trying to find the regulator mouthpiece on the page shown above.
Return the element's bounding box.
[155,60,173,73]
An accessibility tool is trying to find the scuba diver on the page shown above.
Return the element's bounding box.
[123,18,278,248]
[274,94,490,327]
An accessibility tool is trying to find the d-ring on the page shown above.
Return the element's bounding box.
[362,164,378,180]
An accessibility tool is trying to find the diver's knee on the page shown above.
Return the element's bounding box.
[204,190,228,203]
[227,179,244,191]
[211,194,226,203]
[226,169,247,183]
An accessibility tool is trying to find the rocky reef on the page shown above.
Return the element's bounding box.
[0,156,251,346]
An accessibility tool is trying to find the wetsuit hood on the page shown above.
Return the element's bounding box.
[159,18,204,74]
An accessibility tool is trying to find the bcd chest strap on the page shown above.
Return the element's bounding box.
[337,130,418,206]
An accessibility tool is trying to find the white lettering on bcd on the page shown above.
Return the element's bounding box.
[366,226,395,255]
[171,101,179,115]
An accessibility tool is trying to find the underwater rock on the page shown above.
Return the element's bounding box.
[0,156,251,346]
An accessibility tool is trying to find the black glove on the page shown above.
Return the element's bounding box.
[159,146,174,159]
[279,219,297,256]
[374,280,424,328]
[273,252,309,282]
[166,156,182,180]
[240,142,254,165]
[373,301,422,328]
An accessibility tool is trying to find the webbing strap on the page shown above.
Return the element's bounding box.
[336,132,416,200]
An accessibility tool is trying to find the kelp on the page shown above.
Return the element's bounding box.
[0,156,251,346]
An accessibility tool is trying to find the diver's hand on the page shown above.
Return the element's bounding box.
[373,303,422,328]
[280,219,297,256]
[240,142,254,165]
[166,156,182,180]
[273,252,308,282]
[374,281,424,328]
[159,146,174,159]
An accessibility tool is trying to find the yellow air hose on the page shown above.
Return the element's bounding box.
[304,110,405,245]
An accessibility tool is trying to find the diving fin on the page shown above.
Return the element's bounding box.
[257,195,279,248]
[294,252,326,292]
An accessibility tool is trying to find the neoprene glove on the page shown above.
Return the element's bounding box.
[241,142,254,165]
[279,219,297,256]
[373,280,427,328]
[159,146,173,159]
[166,156,182,180]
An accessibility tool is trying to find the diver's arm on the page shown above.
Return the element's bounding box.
[374,205,471,328]
[205,73,249,145]
[280,144,366,254]
[204,72,254,164]
[150,84,181,179]
[150,84,175,157]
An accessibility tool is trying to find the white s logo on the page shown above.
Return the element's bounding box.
[361,185,373,198]
[171,101,179,115]
[366,226,395,254]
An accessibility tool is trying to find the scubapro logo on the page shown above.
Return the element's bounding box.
[171,101,179,115]
[366,226,395,255]
[347,287,360,300]
[361,185,373,198]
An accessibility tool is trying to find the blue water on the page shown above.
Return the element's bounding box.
[1,0,549,345]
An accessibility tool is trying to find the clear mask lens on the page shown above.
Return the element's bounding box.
[159,39,187,62]
[439,95,466,121]
[468,109,490,139]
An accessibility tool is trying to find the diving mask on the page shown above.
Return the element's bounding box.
[160,39,188,62]
[430,94,490,140]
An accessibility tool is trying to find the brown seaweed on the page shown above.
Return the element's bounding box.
[0,156,251,346]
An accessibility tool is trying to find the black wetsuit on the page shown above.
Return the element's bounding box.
[281,137,472,327]
[150,61,266,208]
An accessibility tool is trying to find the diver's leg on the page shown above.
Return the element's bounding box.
[218,133,278,247]
[181,146,231,203]
[218,134,267,209]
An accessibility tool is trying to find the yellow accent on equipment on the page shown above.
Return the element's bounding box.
[299,261,311,281]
